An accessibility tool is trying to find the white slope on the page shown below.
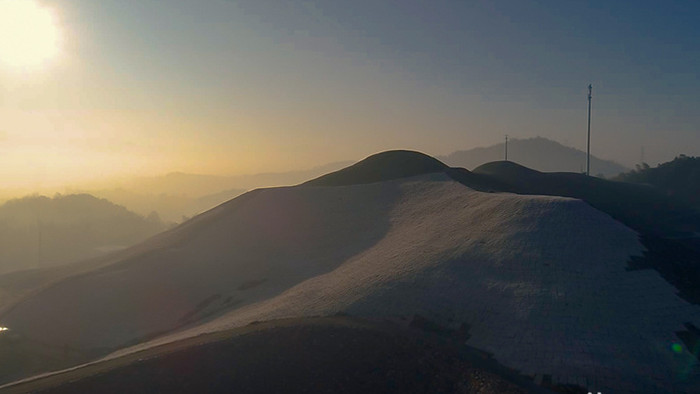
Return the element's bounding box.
[110,174,700,393]
[0,179,405,350]
[3,173,700,392]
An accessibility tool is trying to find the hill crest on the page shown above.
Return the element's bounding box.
[304,150,448,186]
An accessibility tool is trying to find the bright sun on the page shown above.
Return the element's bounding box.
[0,0,61,69]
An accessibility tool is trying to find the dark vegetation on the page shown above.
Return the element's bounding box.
[615,155,700,209]
[0,194,168,274]
[628,236,700,304]
[676,322,700,362]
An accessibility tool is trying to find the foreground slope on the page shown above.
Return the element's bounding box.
[0,180,403,383]
[1,151,700,393]
[1,317,538,394]
[124,171,700,392]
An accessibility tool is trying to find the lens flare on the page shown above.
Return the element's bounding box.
[672,343,684,354]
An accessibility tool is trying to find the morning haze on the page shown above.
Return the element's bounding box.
[2,1,700,393]
[1,0,698,193]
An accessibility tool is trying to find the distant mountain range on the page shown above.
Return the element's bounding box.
[2,151,699,392]
[440,137,628,177]
[122,161,354,196]
[70,138,629,222]
[0,194,168,274]
[82,161,352,222]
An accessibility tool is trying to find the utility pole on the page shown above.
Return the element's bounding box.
[505,135,508,161]
[36,218,42,269]
[587,84,592,176]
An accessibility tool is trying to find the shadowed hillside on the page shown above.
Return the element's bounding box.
[614,155,700,209]
[0,194,168,274]
[441,137,628,177]
[472,160,698,237]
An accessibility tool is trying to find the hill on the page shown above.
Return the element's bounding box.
[0,194,168,274]
[305,150,447,186]
[470,160,700,305]
[614,155,700,208]
[1,317,537,394]
[472,160,698,238]
[1,151,699,393]
[440,137,628,177]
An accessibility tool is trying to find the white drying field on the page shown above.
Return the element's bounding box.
[4,173,700,392]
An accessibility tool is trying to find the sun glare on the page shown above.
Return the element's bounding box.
[0,0,61,69]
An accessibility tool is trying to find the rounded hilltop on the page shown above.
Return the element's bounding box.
[473,160,542,178]
[304,150,448,186]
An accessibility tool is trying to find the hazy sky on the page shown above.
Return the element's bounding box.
[1,0,699,190]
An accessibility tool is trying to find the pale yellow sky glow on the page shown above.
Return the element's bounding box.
[0,0,61,69]
[0,1,521,194]
[0,0,697,194]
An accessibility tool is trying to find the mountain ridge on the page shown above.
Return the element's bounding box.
[440,137,629,177]
[1,150,699,392]
[0,194,168,275]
